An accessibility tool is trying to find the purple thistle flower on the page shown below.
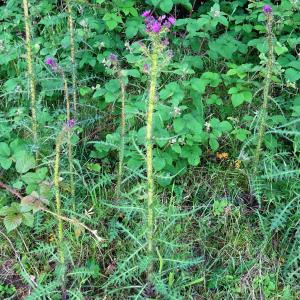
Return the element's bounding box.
[168,16,176,25]
[142,10,151,17]
[108,53,118,62]
[263,4,272,14]
[151,21,162,33]
[45,57,58,71]
[67,119,76,128]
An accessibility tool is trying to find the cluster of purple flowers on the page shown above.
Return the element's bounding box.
[141,10,176,34]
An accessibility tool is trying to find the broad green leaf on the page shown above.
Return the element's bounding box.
[160,0,173,12]
[220,121,233,132]
[232,128,250,141]
[4,214,22,232]
[0,142,10,157]
[159,82,185,106]
[209,137,219,151]
[15,151,36,174]
[231,93,244,107]
[22,213,34,227]
[285,68,300,82]
[173,118,185,133]
[0,157,12,170]
[21,167,48,184]
[153,157,166,171]
[105,79,120,93]
[190,78,206,94]
[275,42,288,56]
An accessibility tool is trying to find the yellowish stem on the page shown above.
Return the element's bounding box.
[116,76,126,199]
[66,0,77,113]
[146,39,159,276]
[254,14,274,173]
[22,0,38,143]
[54,130,66,264]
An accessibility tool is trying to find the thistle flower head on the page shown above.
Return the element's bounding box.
[142,10,151,17]
[263,4,272,14]
[108,53,118,63]
[151,21,162,33]
[167,16,176,25]
[45,57,58,71]
[67,119,76,128]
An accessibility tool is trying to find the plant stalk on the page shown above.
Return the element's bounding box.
[22,0,38,144]
[54,130,66,264]
[66,0,77,113]
[254,13,274,173]
[116,75,126,199]
[62,73,75,200]
[146,40,159,276]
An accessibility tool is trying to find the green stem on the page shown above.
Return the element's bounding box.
[254,14,274,173]
[116,76,126,199]
[54,130,66,264]
[22,0,38,144]
[146,40,159,276]
[62,73,75,200]
[66,0,77,113]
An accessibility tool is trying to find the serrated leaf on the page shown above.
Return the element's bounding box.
[4,214,22,232]
[15,151,36,174]
[22,213,34,227]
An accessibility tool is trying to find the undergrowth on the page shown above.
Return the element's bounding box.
[0,0,300,299]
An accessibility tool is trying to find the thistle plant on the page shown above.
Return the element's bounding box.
[105,54,127,199]
[254,4,274,173]
[53,122,75,295]
[66,0,77,113]
[22,0,38,144]
[53,126,67,264]
[46,58,75,199]
[141,11,176,276]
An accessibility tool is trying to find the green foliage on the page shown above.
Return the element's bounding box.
[0,0,300,298]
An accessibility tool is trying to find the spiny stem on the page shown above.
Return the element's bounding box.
[254,13,274,174]
[62,73,75,200]
[22,0,38,145]
[54,129,66,264]
[146,39,159,276]
[66,0,77,113]
[116,75,126,199]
